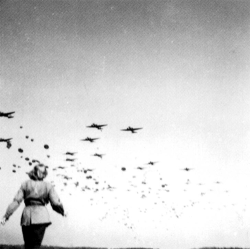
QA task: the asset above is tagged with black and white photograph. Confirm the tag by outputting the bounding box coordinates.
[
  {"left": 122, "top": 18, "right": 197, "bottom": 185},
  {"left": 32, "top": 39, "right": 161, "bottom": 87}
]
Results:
[{"left": 0, "top": 1, "right": 250, "bottom": 249}]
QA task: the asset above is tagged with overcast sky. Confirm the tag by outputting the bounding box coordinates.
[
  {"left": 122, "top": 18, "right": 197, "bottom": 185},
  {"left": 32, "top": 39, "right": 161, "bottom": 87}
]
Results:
[{"left": 0, "top": 1, "right": 250, "bottom": 249}]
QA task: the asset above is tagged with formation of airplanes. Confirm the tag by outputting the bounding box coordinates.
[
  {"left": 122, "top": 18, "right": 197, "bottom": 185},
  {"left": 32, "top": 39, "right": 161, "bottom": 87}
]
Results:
[
  {"left": 1, "top": 108, "right": 240, "bottom": 236},
  {"left": 86, "top": 124, "right": 143, "bottom": 134},
  {"left": 0, "top": 111, "right": 15, "bottom": 118},
  {"left": 0, "top": 112, "right": 198, "bottom": 182},
  {"left": 0, "top": 114, "right": 159, "bottom": 179}
]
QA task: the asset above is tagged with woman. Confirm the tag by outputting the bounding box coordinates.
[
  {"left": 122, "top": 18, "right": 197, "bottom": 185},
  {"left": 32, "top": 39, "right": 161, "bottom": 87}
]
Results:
[{"left": 1, "top": 163, "right": 67, "bottom": 249}]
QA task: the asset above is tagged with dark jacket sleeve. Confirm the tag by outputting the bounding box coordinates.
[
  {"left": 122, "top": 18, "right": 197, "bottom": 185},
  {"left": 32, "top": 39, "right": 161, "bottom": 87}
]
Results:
[{"left": 48, "top": 185, "right": 64, "bottom": 216}]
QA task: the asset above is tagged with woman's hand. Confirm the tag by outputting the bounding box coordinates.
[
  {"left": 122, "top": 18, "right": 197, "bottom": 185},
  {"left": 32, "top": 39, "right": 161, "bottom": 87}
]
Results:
[
  {"left": 0, "top": 217, "right": 7, "bottom": 226},
  {"left": 63, "top": 211, "right": 68, "bottom": 218}
]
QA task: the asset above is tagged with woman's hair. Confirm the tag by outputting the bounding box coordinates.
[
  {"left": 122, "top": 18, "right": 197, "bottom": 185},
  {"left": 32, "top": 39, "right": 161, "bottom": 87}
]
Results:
[{"left": 27, "top": 163, "right": 48, "bottom": 180}]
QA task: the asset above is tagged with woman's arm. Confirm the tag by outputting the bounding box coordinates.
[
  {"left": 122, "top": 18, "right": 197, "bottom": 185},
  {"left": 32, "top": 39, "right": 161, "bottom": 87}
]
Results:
[
  {"left": 48, "top": 185, "right": 65, "bottom": 216},
  {"left": 2, "top": 184, "right": 24, "bottom": 223}
]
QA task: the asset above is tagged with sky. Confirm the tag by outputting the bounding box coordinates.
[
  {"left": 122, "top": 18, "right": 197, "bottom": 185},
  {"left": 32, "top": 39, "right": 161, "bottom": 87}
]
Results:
[{"left": 0, "top": 0, "right": 250, "bottom": 248}]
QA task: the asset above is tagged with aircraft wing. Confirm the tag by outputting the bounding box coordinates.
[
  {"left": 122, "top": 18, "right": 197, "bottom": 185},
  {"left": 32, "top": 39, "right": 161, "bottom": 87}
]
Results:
[
  {"left": 7, "top": 112, "right": 15, "bottom": 115},
  {"left": 99, "top": 124, "right": 107, "bottom": 127},
  {"left": 0, "top": 138, "right": 12, "bottom": 142},
  {"left": 0, "top": 112, "right": 15, "bottom": 116}
]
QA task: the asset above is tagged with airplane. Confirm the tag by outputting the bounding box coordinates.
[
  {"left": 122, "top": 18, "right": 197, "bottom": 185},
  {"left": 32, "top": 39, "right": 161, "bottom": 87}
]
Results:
[
  {"left": 86, "top": 123, "right": 107, "bottom": 131},
  {"left": 63, "top": 176, "right": 72, "bottom": 180},
  {"left": 107, "top": 185, "right": 116, "bottom": 190},
  {"left": 92, "top": 153, "right": 105, "bottom": 159},
  {"left": 57, "top": 174, "right": 72, "bottom": 180},
  {"left": 181, "top": 168, "right": 194, "bottom": 171},
  {"left": 77, "top": 168, "right": 94, "bottom": 173},
  {"left": 57, "top": 166, "right": 66, "bottom": 169},
  {"left": 121, "top": 126, "right": 143, "bottom": 133},
  {"left": 64, "top": 152, "right": 77, "bottom": 156},
  {"left": 83, "top": 168, "right": 94, "bottom": 173},
  {"left": 137, "top": 167, "right": 145, "bottom": 170},
  {"left": 66, "top": 158, "right": 76, "bottom": 162},
  {"left": 81, "top": 137, "right": 99, "bottom": 143},
  {"left": 0, "top": 111, "right": 15, "bottom": 118},
  {"left": 147, "top": 161, "right": 158, "bottom": 165},
  {"left": 0, "top": 138, "right": 12, "bottom": 149}
]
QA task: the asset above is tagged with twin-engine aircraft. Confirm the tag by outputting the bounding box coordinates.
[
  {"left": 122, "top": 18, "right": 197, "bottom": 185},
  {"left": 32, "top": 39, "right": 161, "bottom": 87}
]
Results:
[
  {"left": 181, "top": 168, "right": 194, "bottom": 172},
  {"left": 121, "top": 126, "right": 143, "bottom": 133},
  {"left": 147, "top": 161, "right": 158, "bottom": 165},
  {"left": 64, "top": 152, "right": 77, "bottom": 156},
  {"left": 86, "top": 123, "right": 107, "bottom": 131},
  {"left": 81, "top": 137, "right": 99, "bottom": 143},
  {"left": 92, "top": 153, "right": 105, "bottom": 159}
]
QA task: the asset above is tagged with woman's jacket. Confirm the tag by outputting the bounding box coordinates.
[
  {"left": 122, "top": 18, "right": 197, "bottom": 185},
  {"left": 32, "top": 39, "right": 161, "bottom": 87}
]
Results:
[{"left": 4, "top": 177, "right": 64, "bottom": 226}]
